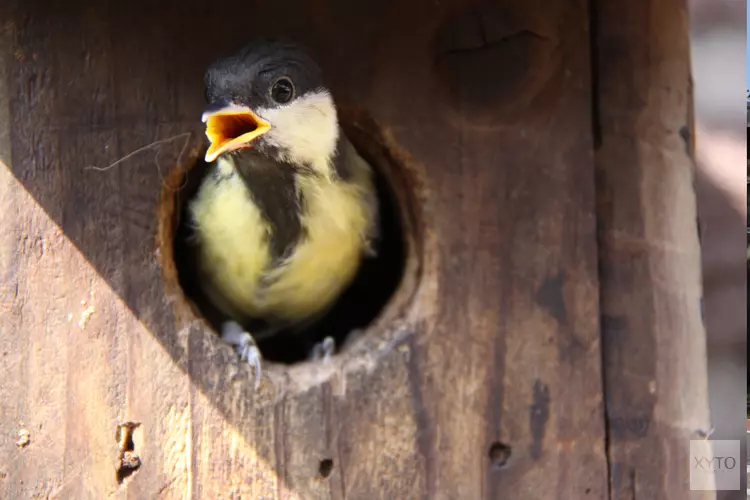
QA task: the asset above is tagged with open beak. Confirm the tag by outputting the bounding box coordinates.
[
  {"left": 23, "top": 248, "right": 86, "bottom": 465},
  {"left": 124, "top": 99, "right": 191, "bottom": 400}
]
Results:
[{"left": 202, "top": 106, "right": 272, "bottom": 162}]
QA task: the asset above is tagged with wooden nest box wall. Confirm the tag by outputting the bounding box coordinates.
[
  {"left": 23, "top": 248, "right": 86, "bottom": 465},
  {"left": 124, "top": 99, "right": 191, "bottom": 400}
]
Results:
[{"left": 0, "top": 0, "right": 710, "bottom": 498}]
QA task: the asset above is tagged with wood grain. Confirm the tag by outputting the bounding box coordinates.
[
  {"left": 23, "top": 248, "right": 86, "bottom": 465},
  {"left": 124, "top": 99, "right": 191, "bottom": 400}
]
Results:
[
  {"left": 0, "top": 0, "right": 707, "bottom": 498},
  {"left": 592, "top": 0, "right": 713, "bottom": 498}
]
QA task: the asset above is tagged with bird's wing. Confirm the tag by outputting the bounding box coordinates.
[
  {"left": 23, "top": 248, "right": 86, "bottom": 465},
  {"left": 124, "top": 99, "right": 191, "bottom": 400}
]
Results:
[
  {"left": 338, "top": 136, "right": 380, "bottom": 257},
  {"left": 362, "top": 176, "right": 380, "bottom": 257}
]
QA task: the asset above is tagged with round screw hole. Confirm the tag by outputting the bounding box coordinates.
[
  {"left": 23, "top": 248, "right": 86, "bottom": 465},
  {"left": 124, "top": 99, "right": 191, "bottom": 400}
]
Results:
[
  {"left": 488, "top": 441, "right": 512, "bottom": 469},
  {"left": 319, "top": 458, "right": 334, "bottom": 478}
]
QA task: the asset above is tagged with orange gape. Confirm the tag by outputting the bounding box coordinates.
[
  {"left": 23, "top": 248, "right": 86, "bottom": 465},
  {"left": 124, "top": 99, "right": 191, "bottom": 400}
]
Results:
[{"left": 203, "top": 106, "right": 271, "bottom": 162}]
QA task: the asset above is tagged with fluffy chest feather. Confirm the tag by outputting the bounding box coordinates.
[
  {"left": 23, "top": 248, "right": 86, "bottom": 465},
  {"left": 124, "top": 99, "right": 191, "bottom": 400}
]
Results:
[{"left": 189, "top": 156, "right": 373, "bottom": 324}]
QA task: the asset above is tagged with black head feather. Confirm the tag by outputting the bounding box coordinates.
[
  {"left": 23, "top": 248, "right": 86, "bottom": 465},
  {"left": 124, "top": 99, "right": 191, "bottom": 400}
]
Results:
[{"left": 204, "top": 40, "right": 325, "bottom": 112}]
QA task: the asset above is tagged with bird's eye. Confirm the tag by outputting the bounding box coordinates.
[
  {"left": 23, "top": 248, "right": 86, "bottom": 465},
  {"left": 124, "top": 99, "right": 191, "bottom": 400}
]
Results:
[{"left": 270, "top": 77, "right": 295, "bottom": 104}]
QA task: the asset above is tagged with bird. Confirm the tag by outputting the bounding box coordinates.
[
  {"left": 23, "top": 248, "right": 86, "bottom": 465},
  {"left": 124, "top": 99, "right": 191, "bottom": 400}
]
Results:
[{"left": 188, "top": 40, "right": 379, "bottom": 388}]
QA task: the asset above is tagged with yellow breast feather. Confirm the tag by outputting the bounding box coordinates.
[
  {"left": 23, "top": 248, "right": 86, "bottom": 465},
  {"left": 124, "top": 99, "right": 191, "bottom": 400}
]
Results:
[
  {"left": 260, "top": 174, "right": 373, "bottom": 321},
  {"left": 190, "top": 154, "right": 375, "bottom": 327},
  {"left": 189, "top": 158, "right": 272, "bottom": 319}
]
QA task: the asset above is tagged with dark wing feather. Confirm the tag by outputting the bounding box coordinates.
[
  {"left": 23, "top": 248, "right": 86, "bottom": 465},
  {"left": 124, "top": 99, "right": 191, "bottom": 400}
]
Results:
[
  {"left": 229, "top": 149, "right": 305, "bottom": 265},
  {"left": 334, "top": 135, "right": 380, "bottom": 257}
]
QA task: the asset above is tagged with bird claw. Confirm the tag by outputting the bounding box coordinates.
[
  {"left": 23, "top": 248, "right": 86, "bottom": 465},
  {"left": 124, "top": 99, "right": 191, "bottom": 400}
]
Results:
[
  {"left": 310, "top": 336, "right": 335, "bottom": 363},
  {"left": 221, "top": 321, "right": 262, "bottom": 390}
]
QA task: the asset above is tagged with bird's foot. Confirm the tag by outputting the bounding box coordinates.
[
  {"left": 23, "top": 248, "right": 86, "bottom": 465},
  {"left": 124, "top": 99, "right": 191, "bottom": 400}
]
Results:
[
  {"left": 310, "top": 336, "right": 335, "bottom": 363},
  {"left": 221, "top": 321, "right": 262, "bottom": 389}
]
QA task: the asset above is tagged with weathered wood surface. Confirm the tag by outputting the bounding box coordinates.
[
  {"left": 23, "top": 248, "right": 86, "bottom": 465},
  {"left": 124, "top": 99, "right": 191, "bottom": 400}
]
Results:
[
  {"left": 594, "top": 1, "right": 712, "bottom": 499},
  {"left": 0, "top": 0, "right": 708, "bottom": 499}
]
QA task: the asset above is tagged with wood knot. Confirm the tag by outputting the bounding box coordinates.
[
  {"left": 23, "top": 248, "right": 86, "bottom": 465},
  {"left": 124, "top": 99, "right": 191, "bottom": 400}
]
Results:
[{"left": 433, "top": 6, "right": 554, "bottom": 124}]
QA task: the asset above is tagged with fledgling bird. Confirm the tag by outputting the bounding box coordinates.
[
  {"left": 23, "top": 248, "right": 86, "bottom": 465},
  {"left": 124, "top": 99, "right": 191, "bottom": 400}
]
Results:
[{"left": 189, "top": 40, "right": 379, "bottom": 387}]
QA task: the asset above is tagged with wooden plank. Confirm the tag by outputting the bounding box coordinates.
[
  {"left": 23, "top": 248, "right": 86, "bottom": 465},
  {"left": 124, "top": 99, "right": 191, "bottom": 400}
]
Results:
[
  {"left": 592, "top": 0, "right": 713, "bottom": 498},
  {"left": 0, "top": 0, "right": 607, "bottom": 498}
]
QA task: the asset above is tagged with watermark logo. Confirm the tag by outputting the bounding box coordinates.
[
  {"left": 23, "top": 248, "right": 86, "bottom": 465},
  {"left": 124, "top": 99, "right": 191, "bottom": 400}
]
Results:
[{"left": 689, "top": 439, "right": 740, "bottom": 490}]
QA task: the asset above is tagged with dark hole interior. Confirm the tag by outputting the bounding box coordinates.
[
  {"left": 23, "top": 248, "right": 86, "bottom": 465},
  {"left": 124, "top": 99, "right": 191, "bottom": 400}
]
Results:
[
  {"left": 318, "top": 458, "right": 334, "bottom": 478},
  {"left": 488, "top": 441, "right": 512, "bottom": 469},
  {"left": 115, "top": 423, "right": 141, "bottom": 484},
  {"left": 121, "top": 433, "right": 134, "bottom": 452},
  {"left": 173, "top": 142, "right": 407, "bottom": 364},
  {"left": 115, "top": 454, "right": 141, "bottom": 484},
  {"left": 115, "top": 422, "right": 138, "bottom": 453}
]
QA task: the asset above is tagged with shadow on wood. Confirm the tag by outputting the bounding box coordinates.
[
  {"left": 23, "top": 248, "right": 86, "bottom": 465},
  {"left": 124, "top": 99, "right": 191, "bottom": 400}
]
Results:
[{"left": 0, "top": 0, "right": 709, "bottom": 498}]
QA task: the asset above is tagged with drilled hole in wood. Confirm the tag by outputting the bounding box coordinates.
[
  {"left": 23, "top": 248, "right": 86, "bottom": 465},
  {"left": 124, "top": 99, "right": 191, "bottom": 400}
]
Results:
[
  {"left": 158, "top": 109, "right": 425, "bottom": 367},
  {"left": 488, "top": 441, "right": 512, "bottom": 469},
  {"left": 115, "top": 422, "right": 141, "bottom": 484},
  {"left": 318, "top": 458, "right": 334, "bottom": 478}
]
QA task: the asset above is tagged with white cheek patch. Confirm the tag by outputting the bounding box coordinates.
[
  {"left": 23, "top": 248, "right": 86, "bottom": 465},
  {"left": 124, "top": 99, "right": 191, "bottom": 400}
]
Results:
[{"left": 257, "top": 90, "right": 339, "bottom": 173}]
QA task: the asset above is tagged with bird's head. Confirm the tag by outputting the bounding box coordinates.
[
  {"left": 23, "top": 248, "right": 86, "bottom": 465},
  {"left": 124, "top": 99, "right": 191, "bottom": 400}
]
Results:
[{"left": 202, "top": 40, "right": 339, "bottom": 177}]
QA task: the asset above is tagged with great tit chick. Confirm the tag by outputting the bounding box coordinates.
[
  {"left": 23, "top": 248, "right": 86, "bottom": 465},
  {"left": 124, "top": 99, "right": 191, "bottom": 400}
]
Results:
[{"left": 189, "top": 40, "right": 379, "bottom": 388}]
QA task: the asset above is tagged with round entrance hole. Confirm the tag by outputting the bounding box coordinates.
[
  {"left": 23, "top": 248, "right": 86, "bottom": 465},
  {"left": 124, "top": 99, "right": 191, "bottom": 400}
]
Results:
[{"left": 158, "top": 108, "right": 424, "bottom": 366}]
